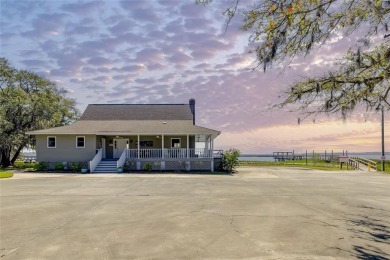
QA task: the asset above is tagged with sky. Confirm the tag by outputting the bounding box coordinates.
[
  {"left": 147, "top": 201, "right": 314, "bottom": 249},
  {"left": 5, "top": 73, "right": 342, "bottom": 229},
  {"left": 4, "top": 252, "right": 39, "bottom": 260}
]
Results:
[{"left": 1, "top": 0, "right": 388, "bottom": 154}]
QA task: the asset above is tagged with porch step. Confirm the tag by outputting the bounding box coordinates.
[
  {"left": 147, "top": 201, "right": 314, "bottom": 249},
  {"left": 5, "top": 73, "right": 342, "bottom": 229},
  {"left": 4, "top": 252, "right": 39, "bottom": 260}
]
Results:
[{"left": 93, "top": 161, "right": 117, "bottom": 173}]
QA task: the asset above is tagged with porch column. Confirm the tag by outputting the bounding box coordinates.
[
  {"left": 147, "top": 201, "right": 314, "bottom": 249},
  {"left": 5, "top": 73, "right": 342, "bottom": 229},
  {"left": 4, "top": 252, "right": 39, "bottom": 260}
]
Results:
[
  {"left": 205, "top": 135, "right": 210, "bottom": 157},
  {"left": 162, "top": 135, "right": 164, "bottom": 159},
  {"left": 161, "top": 134, "right": 165, "bottom": 170},
  {"left": 211, "top": 136, "right": 214, "bottom": 171},
  {"left": 186, "top": 134, "right": 189, "bottom": 159},
  {"left": 102, "top": 138, "right": 106, "bottom": 159},
  {"left": 137, "top": 135, "right": 140, "bottom": 159}
]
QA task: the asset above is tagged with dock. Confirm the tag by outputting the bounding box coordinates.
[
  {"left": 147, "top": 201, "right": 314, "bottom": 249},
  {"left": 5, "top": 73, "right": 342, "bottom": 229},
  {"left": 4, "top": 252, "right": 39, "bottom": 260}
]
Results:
[{"left": 273, "top": 152, "right": 303, "bottom": 161}]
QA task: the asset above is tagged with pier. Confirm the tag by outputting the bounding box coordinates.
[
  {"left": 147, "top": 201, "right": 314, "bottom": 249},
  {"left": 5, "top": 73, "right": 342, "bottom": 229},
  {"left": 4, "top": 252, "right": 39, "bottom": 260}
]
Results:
[{"left": 273, "top": 152, "right": 303, "bottom": 161}]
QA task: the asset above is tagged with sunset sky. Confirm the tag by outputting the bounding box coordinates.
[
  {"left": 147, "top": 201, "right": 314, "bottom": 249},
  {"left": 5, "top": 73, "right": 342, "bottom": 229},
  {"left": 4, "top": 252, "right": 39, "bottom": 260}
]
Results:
[{"left": 1, "top": 0, "right": 388, "bottom": 154}]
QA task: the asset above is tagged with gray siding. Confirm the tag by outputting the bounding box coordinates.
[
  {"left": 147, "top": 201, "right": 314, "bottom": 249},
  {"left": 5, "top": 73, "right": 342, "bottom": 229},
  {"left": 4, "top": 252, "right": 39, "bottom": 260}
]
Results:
[{"left": 36, "top": 135, "right": 96, "bottom": 162}]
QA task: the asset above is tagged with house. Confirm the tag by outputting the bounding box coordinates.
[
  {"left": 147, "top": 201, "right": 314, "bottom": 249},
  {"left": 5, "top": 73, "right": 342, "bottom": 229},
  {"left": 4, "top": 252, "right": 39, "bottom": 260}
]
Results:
[{"left": 27, "top": 99, "right": 221, "bottom": 172}]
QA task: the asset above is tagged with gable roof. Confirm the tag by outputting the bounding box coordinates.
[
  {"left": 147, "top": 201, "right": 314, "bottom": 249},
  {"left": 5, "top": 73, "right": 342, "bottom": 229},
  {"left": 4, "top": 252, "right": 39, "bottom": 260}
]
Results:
[
  {"left": 27, "top": 100, "right": 220, "bottom": 137},
  {"left": 80, "top": 104, "right": 193, "bottom": 121},
  {"left": 26, "top": 120, "right": 220, "bottom": 138}
]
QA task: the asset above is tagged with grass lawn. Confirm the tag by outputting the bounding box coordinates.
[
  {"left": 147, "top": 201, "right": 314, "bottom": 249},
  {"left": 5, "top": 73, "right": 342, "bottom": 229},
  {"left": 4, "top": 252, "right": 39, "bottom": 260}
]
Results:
[
  {"left": 0, "top": 172, "right": 14, "bottom": 178},
  {"left": 373, "top": 160, "right": 390, "bottom": 173},
  {"left": 239, "top": 159, "right": 349, "bottom": 171},
  {"left": 239, "top": 159, "right": 390, "bottom": 173},
  {"left": 0, "top": 161, "right": 37, "bottom": 173}
]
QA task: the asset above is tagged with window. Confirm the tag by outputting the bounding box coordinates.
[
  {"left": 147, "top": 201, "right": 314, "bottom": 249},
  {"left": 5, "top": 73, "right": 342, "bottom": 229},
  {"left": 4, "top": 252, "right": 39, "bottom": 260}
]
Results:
[
  {"left": 47, "top": 136, "right": 56, "bottom": 148},
  {"left": 171, "top": 138, "right": 181, "bottom": 148},
  {"left": 140, "top": 141, "right": 153, "bottom": 147},
  {"left": 76, "top": 136, "right": 85, "bottom": 148}
]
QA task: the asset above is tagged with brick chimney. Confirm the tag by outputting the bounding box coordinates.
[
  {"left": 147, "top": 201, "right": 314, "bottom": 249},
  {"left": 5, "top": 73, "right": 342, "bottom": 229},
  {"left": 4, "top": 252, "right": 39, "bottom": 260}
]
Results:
[{"left": 189, "top": 98, "right": 195, "bottom": 125}]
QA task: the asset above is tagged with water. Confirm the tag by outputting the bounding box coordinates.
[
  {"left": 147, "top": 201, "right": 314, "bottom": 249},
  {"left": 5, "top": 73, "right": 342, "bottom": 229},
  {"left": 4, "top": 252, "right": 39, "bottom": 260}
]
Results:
[{"left": 239, "top": 156, "right": 274, "bottom": 162}]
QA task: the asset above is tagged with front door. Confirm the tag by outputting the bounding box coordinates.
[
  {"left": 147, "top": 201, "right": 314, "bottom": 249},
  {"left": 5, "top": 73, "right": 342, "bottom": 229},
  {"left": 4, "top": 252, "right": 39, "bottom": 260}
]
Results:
[{"left": 113, "top": 139, "right": 128, "bottom": 158}]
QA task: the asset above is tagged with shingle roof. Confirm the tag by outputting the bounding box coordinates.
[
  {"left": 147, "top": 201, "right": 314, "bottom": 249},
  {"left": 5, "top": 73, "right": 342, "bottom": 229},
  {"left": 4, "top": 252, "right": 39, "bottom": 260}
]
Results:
[
  {"left": 80, "top": 104, "right": 193, "bottom": 121},
  {"left": 27, "top": 101, "right": 220, "bottom": 137},
  {"left": 27, "top": 120, "right": 220, "bottom": 138}
]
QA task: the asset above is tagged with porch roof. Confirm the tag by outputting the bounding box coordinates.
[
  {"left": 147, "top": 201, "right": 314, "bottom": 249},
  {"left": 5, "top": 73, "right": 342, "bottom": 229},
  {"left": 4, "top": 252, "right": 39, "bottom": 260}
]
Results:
[{"left": 27, "top": 120, "right": 220, "bottom": 138}]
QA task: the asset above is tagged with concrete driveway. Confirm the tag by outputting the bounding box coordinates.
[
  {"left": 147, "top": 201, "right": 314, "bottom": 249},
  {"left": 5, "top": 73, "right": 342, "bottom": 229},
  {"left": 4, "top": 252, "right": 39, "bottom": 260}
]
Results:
[{"left": 1, "top": 167, "right": 389, "bottom": 259}]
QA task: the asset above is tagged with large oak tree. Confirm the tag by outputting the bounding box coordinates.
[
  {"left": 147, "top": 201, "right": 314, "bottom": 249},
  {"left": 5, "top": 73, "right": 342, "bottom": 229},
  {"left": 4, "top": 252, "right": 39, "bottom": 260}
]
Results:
[
  {"left": 0, "top": 58, "right": 79, "bottom": 167},
  {"left": 198, "top": 0, "right": 390, "bottom": 118}
]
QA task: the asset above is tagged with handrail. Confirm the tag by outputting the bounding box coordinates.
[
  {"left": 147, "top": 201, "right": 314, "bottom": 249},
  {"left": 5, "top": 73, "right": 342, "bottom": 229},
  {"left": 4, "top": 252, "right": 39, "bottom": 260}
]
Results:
[
  {"left": 348, "top": 158, "right": 360, "bottom": 170},
  {"left": 117, "top": 148, "right": 127, "bottom": 168},
  {"left": 213, "top": 150, "right": 223, "bottom": 158},
  {"left": 89, "top": 148, "right": 102, "bottom": 173},
  {"left": 349, "top": 157, "right": 377, "bottom": 171}
]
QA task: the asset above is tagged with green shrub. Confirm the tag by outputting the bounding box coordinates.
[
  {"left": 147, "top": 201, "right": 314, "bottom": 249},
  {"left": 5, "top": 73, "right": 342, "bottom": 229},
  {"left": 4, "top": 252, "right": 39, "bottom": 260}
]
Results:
[
  {"left": 124, "top": 161, "right": 135, "bottom": 172},
  {"left": 14, "top": 161, "right": 37, "bottom": 169},
  {"left": 221, "top": 149, "right": 240, "bottom": 173},
  {"left": 143, "top": 162, "right": 153, "bottom": 171},
  {"left": 35, "top": 161, "right": 48, "bottom": 171},
  {"left": 70, "top": 162, "right": 82, "bottom": 172},
  {"left": 54, "top": 162, "right": 64, "bottom": 170}
]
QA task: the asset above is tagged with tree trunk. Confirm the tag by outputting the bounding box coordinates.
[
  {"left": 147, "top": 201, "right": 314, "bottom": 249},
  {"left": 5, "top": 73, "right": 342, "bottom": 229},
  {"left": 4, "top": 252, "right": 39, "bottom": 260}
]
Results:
[
  {"left": 1, "top": 149, "right": 11, "bottom": 168},
  {"left": 11, "top": 144, "right": 25, "bottom": 165}
]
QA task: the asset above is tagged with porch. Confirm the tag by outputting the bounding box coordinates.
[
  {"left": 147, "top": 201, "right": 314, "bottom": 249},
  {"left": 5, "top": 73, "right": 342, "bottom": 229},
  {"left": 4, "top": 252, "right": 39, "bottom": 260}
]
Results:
[
  {"left": 125, "top": 148, "right": 214, "bottom": 159},
  {"left": 90, "top": 134, "right": 218, "bottom": 172}
]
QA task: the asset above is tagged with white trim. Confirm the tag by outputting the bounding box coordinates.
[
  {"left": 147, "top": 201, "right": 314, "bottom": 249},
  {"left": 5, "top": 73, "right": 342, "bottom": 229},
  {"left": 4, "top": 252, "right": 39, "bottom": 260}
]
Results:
[
  {"left": 162, "top": 134, "right": 165, "bottom": 159},
  {"left": 47, "top": 136, "right": 56, "bottom": 148},
  {"left": 186, "top": 135, "right": 189, "bottom": 159},
  {"left": 102, "top": 138, "right": 106, "bottom": 159},
  {"left": 137, "top": 135, "right": 140, "bottom": 159},
  {"left": 76, "top": 136, "right": 85, "bottom": 148},
  {"left": 30, "top": 132, "right": 220, "bottom": 136},
  {"left": 171, "top": 138, "right": 181, "bottom": 148}
]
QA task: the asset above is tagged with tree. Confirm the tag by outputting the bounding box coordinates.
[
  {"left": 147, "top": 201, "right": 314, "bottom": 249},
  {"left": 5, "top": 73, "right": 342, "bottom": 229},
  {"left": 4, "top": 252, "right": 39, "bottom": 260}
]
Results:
[
  {"left": 0, "top": 58, "right": 79, "bottom": 167},
  {"left": 197, "top": 0, "right": 390, "bottom": 117}
]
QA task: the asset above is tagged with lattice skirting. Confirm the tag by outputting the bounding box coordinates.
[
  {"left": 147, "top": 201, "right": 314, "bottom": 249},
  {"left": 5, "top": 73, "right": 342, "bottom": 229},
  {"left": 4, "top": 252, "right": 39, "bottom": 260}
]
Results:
[
  {"left": 140, "top": 161, "right": 161, "bottom": 171},
  {"left": 190, "top": 160, "right": 211, "bottom": 170},
  {"left": 124, "top": 159, "right": 213, "bottom": 171},
  {"left": 165, "top": 160, "right": 187, "bottom": 171},
  {"left": 124, "top": 160, "right": 137, "bottom": 170}
]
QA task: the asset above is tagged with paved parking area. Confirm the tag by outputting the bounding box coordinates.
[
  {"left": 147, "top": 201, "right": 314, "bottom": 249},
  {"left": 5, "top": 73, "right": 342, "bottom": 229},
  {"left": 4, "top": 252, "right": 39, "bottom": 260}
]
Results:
[{"left": 1, "top": 167, "right": 389, "bottom": 259}]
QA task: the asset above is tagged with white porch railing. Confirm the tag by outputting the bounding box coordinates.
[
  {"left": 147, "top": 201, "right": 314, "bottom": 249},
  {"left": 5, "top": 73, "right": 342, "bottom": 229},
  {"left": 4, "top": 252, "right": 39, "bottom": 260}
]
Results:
[
  {"left": 89, "top": 148, "right": 102, "bottom": 173},
  {"left": 189, "top": 148, "right": 213, "bottom": 158},
  {"left": 165, "top": 148, "right": 187, "bottom": 158},
  {"left": 127, "top": 149, "right": 163, "bottom": 158},
  {"left": 117, "top": 148, "right": 128, "bottom": 168},
  {"left": 125, "top": 148, "right": 213, "bottom": 159}
]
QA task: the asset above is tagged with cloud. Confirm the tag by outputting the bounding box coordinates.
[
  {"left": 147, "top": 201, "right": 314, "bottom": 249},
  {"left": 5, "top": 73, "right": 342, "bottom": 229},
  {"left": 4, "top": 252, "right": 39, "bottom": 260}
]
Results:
[
  {"left": 135, "top": 48, "right": 164, "bottom": 63},
  {"left": 108, "top": 20, "right": 133, "bottom": 35},
  {"left": 2, "top": 0, "right": 383, "bottom": 154},
  {"left": 120, "top": 1, "right": 161, "bottom": 23},
  {"left": 21, "top": 59, "right": 48, "bottom": 67},
  {"left": 87, "top": 57, "right": 113, "bottom": 66},
  {"left": 21, "top": 13, "right": 69, "bottom": 38},
  {"left": 215, "top": 120, "right": 388, "bottom": 153},
  {"left": 168, "top": 51, "right": 192, "bottom": 64},
  {"left": 62, "top": 1, "right": 104, "bottom": 15},
  {"left": 65, "top": 23, "right": 97, "bottom": 36},
  {"left": 113, "top": 64, "right": 146, "bottom": 73}
]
